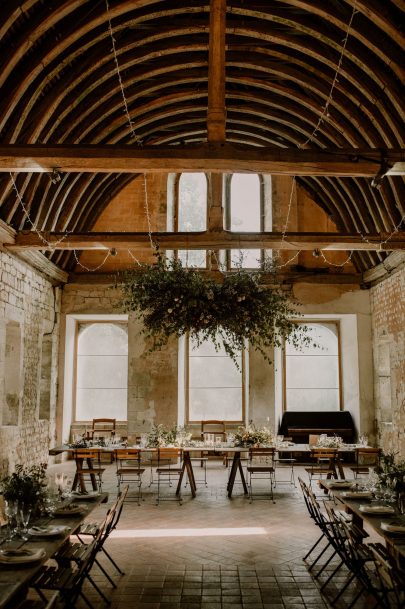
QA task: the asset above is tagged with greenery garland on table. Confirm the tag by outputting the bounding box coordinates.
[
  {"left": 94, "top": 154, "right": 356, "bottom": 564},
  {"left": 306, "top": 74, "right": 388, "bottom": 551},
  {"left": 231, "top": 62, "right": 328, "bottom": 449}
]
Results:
[{"left": 118, "top": 253, "right": 312, "bottom": 366}]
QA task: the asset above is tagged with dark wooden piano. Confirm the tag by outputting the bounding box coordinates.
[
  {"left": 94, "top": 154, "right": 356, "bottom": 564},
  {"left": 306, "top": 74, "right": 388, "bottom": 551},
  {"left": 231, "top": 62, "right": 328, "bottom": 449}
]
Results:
[{"left": 278, "top": 411, "right": 356, "bottom": 444}]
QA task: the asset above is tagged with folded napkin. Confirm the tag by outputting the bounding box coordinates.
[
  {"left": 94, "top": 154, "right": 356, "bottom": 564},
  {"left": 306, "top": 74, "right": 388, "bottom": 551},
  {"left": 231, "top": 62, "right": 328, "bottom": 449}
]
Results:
[
  {"left": 0, "top": 548, "right": 45, "bottom": 563},
  {"left": 329, "top": 481, "right": 353, "bottom": 488},
  {"left": 381, "top": 520, "right": 405, "bottom": 533},
  {"left": 341, "top": 491, "right": 373, "bottom": 499},
  {"left": 359, "top": 504, "right": 395, "bottom": 514}
]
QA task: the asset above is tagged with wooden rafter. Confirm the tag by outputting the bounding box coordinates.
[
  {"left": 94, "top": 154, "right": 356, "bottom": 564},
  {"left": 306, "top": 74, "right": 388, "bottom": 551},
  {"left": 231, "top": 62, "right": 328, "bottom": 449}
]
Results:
[
  {"left": 8, "top": 230, "right": 405, "bottom": 252},
  {"left": 0, "top": 145, "right": 404, "bottom": 176},
  {"left": 207, "top": 0, "right": 226, "bottom": 143}
]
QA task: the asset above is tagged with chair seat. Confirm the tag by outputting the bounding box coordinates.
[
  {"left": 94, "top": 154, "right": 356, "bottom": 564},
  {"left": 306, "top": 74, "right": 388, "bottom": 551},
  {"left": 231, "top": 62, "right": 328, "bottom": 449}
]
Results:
[
  {"left": 247, "top": 465, "right": 275, "bottom": 473},
  {"left": 156, "top": 467, "right": 183, "bottom": 474},
  {"left": 117, "top": 467, "right": 145, "bottom": 475},
  {"left": 305, "top": 467, "right": 334, "bottom": 474},
  {"left": 79, "top": 522, "right": 99, "bottom": 536},
  {"left": 77, "top": 467, "right": 105, "bottom": 475}
]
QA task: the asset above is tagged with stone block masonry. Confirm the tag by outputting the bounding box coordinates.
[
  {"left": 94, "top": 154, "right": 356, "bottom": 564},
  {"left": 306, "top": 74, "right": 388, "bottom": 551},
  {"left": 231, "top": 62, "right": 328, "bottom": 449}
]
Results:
[
  {"left": 0, "top": 250, "right": 60, "bottom": 475},
  {"left": 370, "top": 266, "right": 405, "bottom": 458}
]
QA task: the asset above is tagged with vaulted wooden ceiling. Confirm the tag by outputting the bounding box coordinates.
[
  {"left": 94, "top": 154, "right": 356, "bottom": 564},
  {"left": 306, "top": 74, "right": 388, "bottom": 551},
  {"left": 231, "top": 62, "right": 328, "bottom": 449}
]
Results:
[{"left": 0, "top": 0, "right": 404, "bottom": 274}]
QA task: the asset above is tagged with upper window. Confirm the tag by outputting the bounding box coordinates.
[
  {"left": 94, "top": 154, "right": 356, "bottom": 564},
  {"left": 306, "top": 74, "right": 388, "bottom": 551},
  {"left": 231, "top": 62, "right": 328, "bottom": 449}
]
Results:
[
  {"left": 75, "top": 322, "right": 128, "bottom": 421},
  {"left": 227, "top": 173, "right": 263, "bottom": 268},
  {"left": 177, "top": 173, "right": 207, "bottom": 268},
  {"left": 187, "top": 336, "right": 244, "bottom": 423},
  {"left": 284, "top": 322, "right": 340, "bottom": 411}
]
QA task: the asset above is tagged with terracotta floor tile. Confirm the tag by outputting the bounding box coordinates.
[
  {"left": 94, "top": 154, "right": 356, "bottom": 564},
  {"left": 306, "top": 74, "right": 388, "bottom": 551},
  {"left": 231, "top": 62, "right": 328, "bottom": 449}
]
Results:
[{"left": 44, "top": 461, "right": 378, "bottom": 609}]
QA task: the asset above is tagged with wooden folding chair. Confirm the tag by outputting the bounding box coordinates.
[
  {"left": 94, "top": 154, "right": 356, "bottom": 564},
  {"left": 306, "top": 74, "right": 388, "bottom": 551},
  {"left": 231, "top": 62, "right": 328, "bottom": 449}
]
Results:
[
  {"left": 305, "top": 448, "right": 338, "bottom": 486},
  {"left": 115, "top": 448, "right": 145, "bottom": 503},
  {"left": 156, "top": 448, "right": 184, "bottom": 505},
  {"left": 247, "top": 447, "right": 276, "bottom": 502},
  {"left": 73, "top": 448, "right": 105, "bottom": 493},
  {"left": 350, "top": 447, "right": 380, "bottom": 478}
]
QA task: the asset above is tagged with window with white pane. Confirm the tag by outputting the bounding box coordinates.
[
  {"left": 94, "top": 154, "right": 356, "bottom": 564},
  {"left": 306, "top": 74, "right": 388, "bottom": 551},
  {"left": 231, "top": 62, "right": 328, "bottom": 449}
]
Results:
[
  {"left": 228, "top": 173, "right": 262, "bottom": 268},
  {"left": 75, "top": 322, "right": 128, "bottom": 421},
  {"left": 177, "top": 172, "right": 207, "bottom": 268},
  {"left": 284, "top": 322, "right": 341, "bottom": 411},
  {"left": 187, "top": 336, "right": 244, "bottom": 423}
]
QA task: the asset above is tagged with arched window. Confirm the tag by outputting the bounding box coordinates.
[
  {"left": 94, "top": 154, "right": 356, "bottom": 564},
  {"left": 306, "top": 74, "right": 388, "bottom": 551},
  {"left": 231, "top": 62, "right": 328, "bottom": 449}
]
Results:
[
  {"left": 227, "top": 173, "right": 264, "bottom": 268},
  {"left": 177, "top": 172, "right": 207, "bottom": 268}
]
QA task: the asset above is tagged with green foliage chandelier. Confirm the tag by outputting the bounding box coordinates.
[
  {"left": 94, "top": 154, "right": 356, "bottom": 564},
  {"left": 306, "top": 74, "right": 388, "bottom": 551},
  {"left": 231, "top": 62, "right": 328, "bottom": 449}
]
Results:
[{"left": 118, "top": 253, "right": 311, "bottom": 365}]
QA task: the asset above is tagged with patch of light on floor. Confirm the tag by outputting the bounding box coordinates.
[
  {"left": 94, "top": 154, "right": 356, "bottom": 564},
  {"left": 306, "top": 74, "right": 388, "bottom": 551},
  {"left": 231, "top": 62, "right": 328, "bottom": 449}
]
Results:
[{"left": 110, "top": 527, "right": 267, "bottom": 538}]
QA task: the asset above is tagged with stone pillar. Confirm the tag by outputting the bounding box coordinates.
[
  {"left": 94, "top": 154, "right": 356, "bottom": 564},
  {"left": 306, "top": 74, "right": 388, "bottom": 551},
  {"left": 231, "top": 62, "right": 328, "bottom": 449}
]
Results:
[{"left": 127, "top": 313, "right": 178, "bottom": 438}]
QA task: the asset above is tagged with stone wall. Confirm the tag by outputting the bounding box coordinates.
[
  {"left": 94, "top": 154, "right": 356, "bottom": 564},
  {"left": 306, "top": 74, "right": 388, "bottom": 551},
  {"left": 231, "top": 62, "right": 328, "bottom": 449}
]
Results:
[
  {"left": 370, "top": 266, "right": 405, "bottom": 458},
  {"left": 60, "top": 280, "right": 374, "bottom": 447},
  {"left": 59, "top": 284, "right": 178, "bottom": 445},
  {"left": 0, "top": 251, "right": 61, "bottom": 475}
]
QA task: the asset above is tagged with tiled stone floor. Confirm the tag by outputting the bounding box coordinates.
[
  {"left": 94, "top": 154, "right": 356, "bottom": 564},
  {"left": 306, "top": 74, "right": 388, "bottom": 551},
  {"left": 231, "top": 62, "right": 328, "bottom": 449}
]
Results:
[{"left": 41, "top": 459, "right": 378, "bottom": 609}]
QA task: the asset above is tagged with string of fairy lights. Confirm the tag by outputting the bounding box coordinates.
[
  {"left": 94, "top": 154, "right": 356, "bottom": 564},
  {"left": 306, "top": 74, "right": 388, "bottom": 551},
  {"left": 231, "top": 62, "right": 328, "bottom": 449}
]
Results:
[
  {"left": 299, "top": 0, "right": 358, "bottom": 148},
  {"left": 8, "top": 0, "right": 404, "bottom": 275}
]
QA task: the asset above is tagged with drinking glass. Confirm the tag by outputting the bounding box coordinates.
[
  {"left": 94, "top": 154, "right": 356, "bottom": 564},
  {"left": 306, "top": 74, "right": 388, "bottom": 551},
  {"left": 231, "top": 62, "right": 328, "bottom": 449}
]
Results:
[
  {"left": 61, "top": 476, "right": 73, "bottom": 499},
  {"left": 19, "top": 503, "right": 32, "bottom": 540},
  {"left": 4, "top": 500, "right": 18, "bottom": 540}
]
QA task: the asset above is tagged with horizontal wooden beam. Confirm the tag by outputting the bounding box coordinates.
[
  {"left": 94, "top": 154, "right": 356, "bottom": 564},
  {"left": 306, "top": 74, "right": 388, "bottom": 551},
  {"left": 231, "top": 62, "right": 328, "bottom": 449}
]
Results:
[
  {"left": 68, "top": 270, "right": 363, "bottom": 286},
  {"left": 8, "top": 230, "right": 405, "bottom": 251},
  {"left": 0, "top": 144, "right": 404, "bottom": 176}
]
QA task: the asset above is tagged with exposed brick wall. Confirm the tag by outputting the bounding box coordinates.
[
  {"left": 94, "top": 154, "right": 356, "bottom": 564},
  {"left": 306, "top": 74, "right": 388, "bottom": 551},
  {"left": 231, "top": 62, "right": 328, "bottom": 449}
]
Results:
[
  {"left": 0, "top": 251, "right": 61, "bottom": 475},
  {"left": 370, "top": 267, "right": 405, "bottom": 459}
]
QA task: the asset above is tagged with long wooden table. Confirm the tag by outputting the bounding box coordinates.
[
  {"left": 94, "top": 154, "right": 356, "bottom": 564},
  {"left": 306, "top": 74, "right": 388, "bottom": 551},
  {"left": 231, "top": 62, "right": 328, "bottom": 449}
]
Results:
[
  {"left": 50, "top": 442, "right": 359, "bottom": 498},
  {"left": 0, "top": 492, "right": 108, "bottom": 609},
  {"left": 318, "top": 479, "right": 405, "bottom": 563},
  {"left": 50, "top": 444, "right": 250, "bottom": 498}
]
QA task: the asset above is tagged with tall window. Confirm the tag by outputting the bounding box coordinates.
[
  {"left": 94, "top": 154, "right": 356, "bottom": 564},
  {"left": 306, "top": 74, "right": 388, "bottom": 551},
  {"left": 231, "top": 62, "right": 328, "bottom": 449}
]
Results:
[
  {"left": 227, "top": 173, "right": 263, "bottom": 268},
  {"left": 284, "top": 322, "right": 340, "bottom": 411},
  {"left": 177, "top": 172, "right": 207, "bottom": 268},
  {"left": 187, "top": 336, "right": 244, "bottom": 423},
  {"left": 75, "top": 322, "right": 128, "bottom": 421}
]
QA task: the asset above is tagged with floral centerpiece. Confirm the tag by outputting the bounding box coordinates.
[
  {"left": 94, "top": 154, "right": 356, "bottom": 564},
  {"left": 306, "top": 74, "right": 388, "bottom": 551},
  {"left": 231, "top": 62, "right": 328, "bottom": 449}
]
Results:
[
  {"left": 375, "top": 451, "right": 405, "bottom": 493},
  {"left": 118, "top": 252, "right": 312, "bottom": 367},
  {"left": 0, "top": 463, "right": 48, "bottom": 510},
  {"left": 234, "top": 424, "right": 274, "bottom": 447},
  {"left": 316, "top": 434, "right": 344, "bottom": 449},
  {"left": 146, "top": 424, "right": 191, "bottom": 447}
]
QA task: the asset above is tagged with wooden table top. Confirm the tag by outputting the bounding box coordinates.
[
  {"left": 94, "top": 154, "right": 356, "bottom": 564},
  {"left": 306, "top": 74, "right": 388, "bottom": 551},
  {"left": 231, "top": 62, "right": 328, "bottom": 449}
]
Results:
[
  {"left": 50, "top": 442, "right": 360, "bottom": 456},
  {"left": 0, "top": 492, "right": 108, "bottom": 609}
]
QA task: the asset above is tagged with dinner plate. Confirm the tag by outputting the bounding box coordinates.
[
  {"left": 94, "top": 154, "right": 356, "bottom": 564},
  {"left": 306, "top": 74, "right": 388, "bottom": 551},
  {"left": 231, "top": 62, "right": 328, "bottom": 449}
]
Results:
[
  {"left": 328, "top": 481, "right": 353, "bottom": 488},
  {"left": 71, "top": 491, "right": 100, "bottom": 500},
  {"left": 359, "top": 504, "right": 396, "bottom": 515},
  {"left": 341, "top": 491, "right": 373, "bottom": 499},
  {"left": 28, "top": 525, "right": 70, "bottom": 537},
  {"left": 380, "top": 520, "right": 405, "bottom": 533},
  {"left": 0, "top": 548, "right": 46, "bottom": 564},
  {"left": 53, "top": 504, "right": 83, "bottom": 516}
]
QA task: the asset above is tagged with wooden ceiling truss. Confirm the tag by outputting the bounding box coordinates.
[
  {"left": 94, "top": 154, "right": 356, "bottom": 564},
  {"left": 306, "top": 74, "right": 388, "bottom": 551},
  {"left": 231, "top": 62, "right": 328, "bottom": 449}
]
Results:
[{"left": 0, "top": 0, "right": 403, "bottom": 276}]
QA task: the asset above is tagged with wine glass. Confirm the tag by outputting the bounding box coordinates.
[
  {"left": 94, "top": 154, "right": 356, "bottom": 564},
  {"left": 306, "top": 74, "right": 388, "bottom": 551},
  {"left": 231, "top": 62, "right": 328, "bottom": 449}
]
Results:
[
  {"left": 19, "top": 503, "right": 32, "bottom": 540},
  {"left": 60, "top": 476, "right": 73, "bottom": 499},
  {"left": 4, "top": 500, "right": 18, "bottom": 540}
]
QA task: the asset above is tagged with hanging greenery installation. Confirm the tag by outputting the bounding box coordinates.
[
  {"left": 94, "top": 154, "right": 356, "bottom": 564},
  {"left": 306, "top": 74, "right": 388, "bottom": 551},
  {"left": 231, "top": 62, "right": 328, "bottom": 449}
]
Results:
[{"left": 118, "top": 253, "right": 311, "bottom": 366}]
